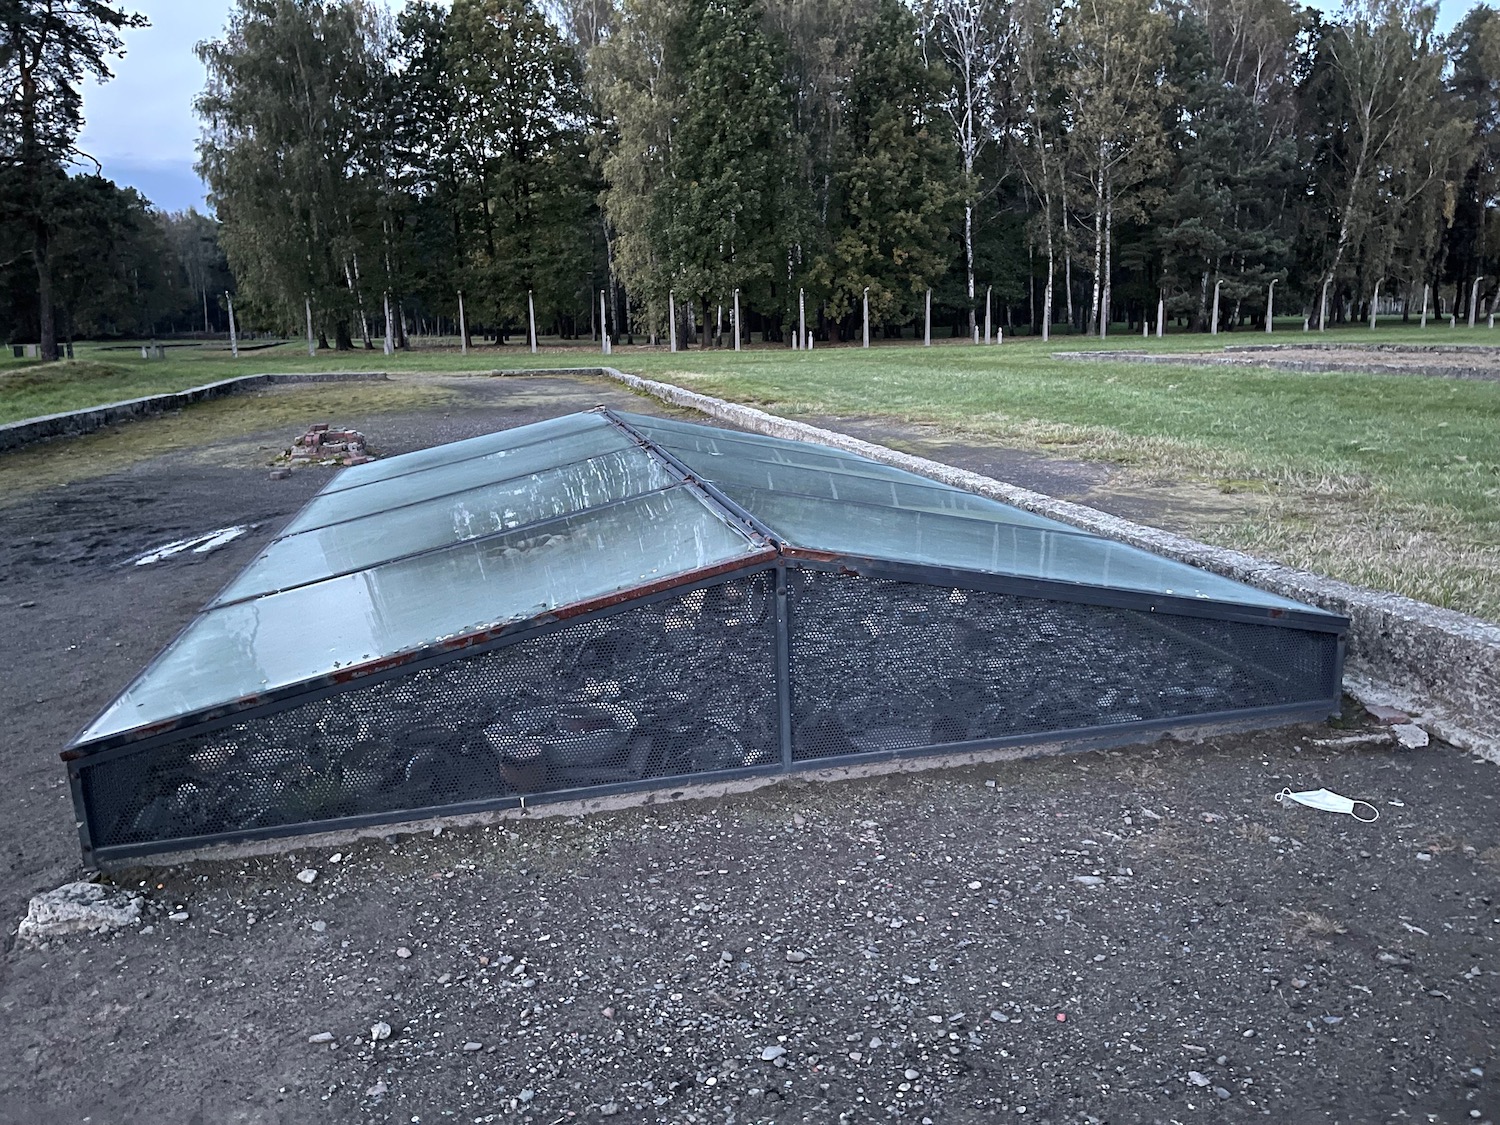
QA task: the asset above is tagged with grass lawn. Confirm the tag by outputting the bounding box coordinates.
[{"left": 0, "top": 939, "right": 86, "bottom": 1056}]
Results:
[{"left": 3, "top": 327, "right": 1498, "bottom": 622}]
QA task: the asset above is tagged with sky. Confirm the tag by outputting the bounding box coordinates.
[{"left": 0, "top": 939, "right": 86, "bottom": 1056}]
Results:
[{"left": 79, "top": 0, "right": 1465, "bottom": 216}]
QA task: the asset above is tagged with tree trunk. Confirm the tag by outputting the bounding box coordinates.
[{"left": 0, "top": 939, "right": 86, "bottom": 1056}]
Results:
[
  {"left": 35, "top": 220, "right": 57, "bottom": 361},
  {"left": 1100, "top": 192, "right": 1113, "bottom": 339},
  {"left": 1088, "top": 161, "right": 1104, "bottom": 336}
]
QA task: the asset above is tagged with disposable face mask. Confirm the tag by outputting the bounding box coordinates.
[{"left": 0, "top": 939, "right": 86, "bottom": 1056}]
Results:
[{"left": 1276, "top": 787, "right": 1379, "bottom": 822}]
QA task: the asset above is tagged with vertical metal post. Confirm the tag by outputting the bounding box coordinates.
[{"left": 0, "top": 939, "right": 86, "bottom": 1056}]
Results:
[
  {"left": 774, "top": 565, "right": 793, "bottom": 773},
  {"left": 527, "top": 289, "right": 538, "bottom": 354},
  {"left": 1157, "top": 293, "right": 1164, "bottom": 338},
  {"left": 863, "top": 287, "right": 870, "bottom": 349},
  {"left": 458, "top": 290, "right": 468, "bottom": 354},
  {"left": 226, "top": 292, "right": 238, "bottom": 359},
  {"left": 669, "top": 290, "right": 677, "bottom": 353},
  {"left": 924, "top": 289, "right": 931, "bottom": 346},
  {"left": 1266, "top": 279, "right": 1276, "bottom": 334},
  {"left": 985, "top": 285, "right": 992, "bottom": 344},
  {"left": 600, "top": 289, "right": 611, "bottom": 355},
  {"left": 305, "top": 296, "right": 315, "bottom": 357},
  {"left": 733, "top": 288, "right": 741, "bottom": 351}
]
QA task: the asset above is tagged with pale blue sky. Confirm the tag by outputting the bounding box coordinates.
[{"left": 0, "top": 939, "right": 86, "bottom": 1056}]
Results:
[{"left": 78, "top": 0, "right": 1465, "bottom": 214}]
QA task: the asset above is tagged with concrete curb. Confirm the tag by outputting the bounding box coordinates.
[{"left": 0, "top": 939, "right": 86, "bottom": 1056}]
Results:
[
  {"left": 0, "top": 371, "right": 390, "bottom": 454},
  {"left": 571, "top": 365, "right": 1500, "bottom": 762},
  {"left": 1054, "top": 349, "right": 1500, "bottom": 383}
]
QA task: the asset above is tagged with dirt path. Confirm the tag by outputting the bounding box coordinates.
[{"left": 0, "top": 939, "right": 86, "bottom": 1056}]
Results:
[{"left": 1, "top": 374, "right": 1496, "bottom": 1124}]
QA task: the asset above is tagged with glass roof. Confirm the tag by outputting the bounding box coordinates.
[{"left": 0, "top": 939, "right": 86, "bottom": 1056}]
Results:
[{"left": 78, "top": 407, "right": 1336, "bottom": 748}]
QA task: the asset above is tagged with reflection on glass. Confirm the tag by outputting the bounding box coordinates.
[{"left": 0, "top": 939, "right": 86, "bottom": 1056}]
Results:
[
  {"left": 217, "top": 449, "right": 675, "bottom": 604},
  {"left": 282, "top": 427, "right": 637, "bottom": 536},
  {"left": 737, "top": 488, "right": 1314, "bottom": 610},
  {"left": 82, "top": 488, "right": 762, "bottom": 741},
  {"left": 325, "top": 411, "right": 612, "bottom": 493}
]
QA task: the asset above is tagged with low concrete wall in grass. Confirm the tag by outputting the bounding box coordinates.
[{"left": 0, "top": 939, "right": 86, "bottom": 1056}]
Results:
[
  {"left": 580, "top": 366, "right": 1500, "bottom": 762},
  {"left": 0, "top": 371, "right": 390, "bottom": 453}
]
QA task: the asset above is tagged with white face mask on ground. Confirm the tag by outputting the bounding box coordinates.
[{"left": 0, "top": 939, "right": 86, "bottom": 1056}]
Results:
[{"left": 1276, "top": 787, "right": 1380, "bottom": 822}]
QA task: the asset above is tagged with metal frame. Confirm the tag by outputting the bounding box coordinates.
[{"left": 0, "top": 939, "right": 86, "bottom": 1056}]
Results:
[{"left": 67, "top": 410, "right": 1351, "bottom": 867}]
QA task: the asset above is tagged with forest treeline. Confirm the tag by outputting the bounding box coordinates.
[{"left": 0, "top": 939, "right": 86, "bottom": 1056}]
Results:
[{"left": 5, "top": 0, "right": 1500, "bottom": 355}]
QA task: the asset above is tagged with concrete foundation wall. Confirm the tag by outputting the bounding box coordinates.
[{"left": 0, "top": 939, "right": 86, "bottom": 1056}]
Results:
[{"left": 0, "top": 371, "right": 389, "bottom": 454}]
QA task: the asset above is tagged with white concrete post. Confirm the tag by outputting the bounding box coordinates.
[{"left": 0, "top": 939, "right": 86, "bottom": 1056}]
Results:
[
  {"left": 799, "top": 288, "right": 807, "bottom": 351},
  {"left": 305, "top": 296, "right": 315, "bottom": 357},
  {"left": 1369, "top": 280, "right": 1380, "bottom": 330},
  {"left": 984, "top": 285, "right": 992, "bottom": 345},
  {"left": 669, "top": 290, "right": 677, "bottom": 353},
  {"left": 527, "top": 289, "right": 537, "bottom": 354},
  {"left": 1211, "top": 280, "right": 1222, "bottom": 336},
  {"left": 226, "top": 292, "right": 238, "bottom": 359},
  {"left": 733, "top": 288, "right": 741, "bottom": 351},
  {"left": 600, "top": 290, "right": 611, "bottom": 355},
  {"left": 924, "top": 289, "right": 931, "bottom": 347},
  {"left": 1420, "top": 283, "right": 1429, "bottom": 329},
  {"left": 1157, "top": 294, "right": 1165, "bottom": 338},
  {"left": 1266, "top": 279, "right": 1276, "bottom": 334},
  {"left": 383, "top": 292, "right": 394, "bottom": 355},
  {"left": 862, "top": 287, "right": 870, "bottom": 349},
  {"left": 458, "top": 291, "right": 468, "bottom": 354},
  {"left": 1471, "top": 276, "right": 1484, "bottom": 328}
]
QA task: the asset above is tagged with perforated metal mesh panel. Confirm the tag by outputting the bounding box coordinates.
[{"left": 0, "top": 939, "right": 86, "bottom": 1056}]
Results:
[
  {"left": 80, "top": 575, "right": 779, "bottom": 850},
  {"left": 787, "top": 570, "right": 1339, "bottom": 761}
]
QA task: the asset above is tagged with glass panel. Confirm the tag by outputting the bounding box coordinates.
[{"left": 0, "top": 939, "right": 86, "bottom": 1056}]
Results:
[
  {"left": 324, "top": 411, "right": 613, "bottom": 493},
  {"left": 636, "top": 420, "right": 929, "bottom": 485},
  {"left": 281, "top": 427, "right": 637, "bottom": 536},
  {"left": 215, "top": 449, "right": 676, "bottom": 605},
  {"left": 736, "top": 488, "right": 1318, "bottom": 611},
  {"left": 676, "top": 449, "right": 1081, "bottom": 534},
  {"left": 81, "top": 487, "right": 763, "bottom": 742}
]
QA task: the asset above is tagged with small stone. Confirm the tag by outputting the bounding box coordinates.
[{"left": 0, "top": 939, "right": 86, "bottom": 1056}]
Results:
[
  {"left": 1242, "top": 1029, "right": 1256, "bottom": 1039},
  {"left": 308, "top": 1032, "right": 334, "bottom": 1044},
  {"left": 1188, "top": 1071, "right": 1211, "bottom": 1087},
  {"left": 1216, "top": 1055, "right": 1228, "bottom": 1066},
  {"left": 1215, "top": 1087, "right": 1231, "bottom": 1101},
  {"left": 518, "top": 1089, "right": 534, "bottom": 1103},
  {"left": 329, "top": 853, "right": 343, "bottom": 863},
  {"left": 370, "top": 1021, "right": 392, "bottom": 1042},
  {"left": 366, "top": 1079, "right": 387, "bottom": 1098},
  {"left": 786, "top": 950, "right": 809, "bottom": 964},
  {"left": 761, "top": 1045, "right": 787, "bottom": 1061},
  {"left": 990, "top": 1011, "right": 1008, "bottom": 1023},
  {"left": 602, "top": 1007, "right": 615, "bottom": 1019},
  {"left": 849, "top": 1051, "right": 863, "bottom": 1062},
  {"left": 269, "top": 468, "right": 291, "bottom": 480},
  {"left": 1365, "top": 703, "right": 1411, "bottom": 725},
  {"left": 1073, "top": 875, "right": 1104, "bottom": 886},
  {"left": 1416, "top": 852, "right": 1433, "bottom": 862},
  {"left": 1321, "top": 1015, "right": 1344, "bottom": 1025},
  {"left": 397, "top": 947, "right": 412, "bottom": 959},
  {"left": 17, "top": 882, "right": 142, "bottom": 942},
  {"left": 967, "top": 881, "right": 982, "bottom": 890},
  {"left": 168, "top": 911, "right": 189, "bottom": 923},
  {"left": 1393, "top": 724, "right": 1430, "bottom": 749},
  {"left": 599, "top": 1103, "right": 619, "bottom": 1117},
  {"left": 720, "top": 950, "right": 734, "bottom": 963},
  {"left": 311, "top": 920, "right": 327, "bottom": 933},
  {"left": 437, "top": 973, "right": 451, "bottom": 985},
  {"left": 296, "top": 869, "right": 318, "bottom": 884},
  {"left": 1291, "top": 978, "right": 1308, "bottom": 990},
  {"left": 463, "top": 1042, "right": 483, "bottom": 1051},
  {"left": 904, "top": 1069, "right": 920, "bottom": 1080}
]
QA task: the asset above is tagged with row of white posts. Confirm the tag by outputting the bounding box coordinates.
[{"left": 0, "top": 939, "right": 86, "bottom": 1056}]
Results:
[{"left": 263, "top": 276, "right": 1496, "bottom": 360}]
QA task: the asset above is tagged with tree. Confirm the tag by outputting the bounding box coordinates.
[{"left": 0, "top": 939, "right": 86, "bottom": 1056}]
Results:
[
  {"left": 923, "top": 0, "right": 1005, "bottom": 337},
  {"left": 0, "top": 0, "right": 147, "bottom": 359},
  {"left": 197, "top": 0, "right": 391, "bottom": 348},
  {"left": 811, "top": 0, "right": 957, "bottom": 335},
  {"left": 1059, "top": 0, "right": 1173, "bottom": 337},
  {"left": 1303, "top": 0, "right": 1457, "bottom": 329},
  {"left": 656, "top": 0, "right": 798, "bottom": 346},
  {"left": 446, "top": 0, "right": 595, "bottom": 343}
]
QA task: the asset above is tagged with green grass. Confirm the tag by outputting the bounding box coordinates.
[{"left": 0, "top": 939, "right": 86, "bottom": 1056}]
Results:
[{"left": 3, "top": 327, "right": 1499, "bottom": 621}]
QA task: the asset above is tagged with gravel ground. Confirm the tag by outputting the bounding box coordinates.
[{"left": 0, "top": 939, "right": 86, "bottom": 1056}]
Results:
[{"left": 1, "top": 373, "right": 1497, "bottom": 1125}]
